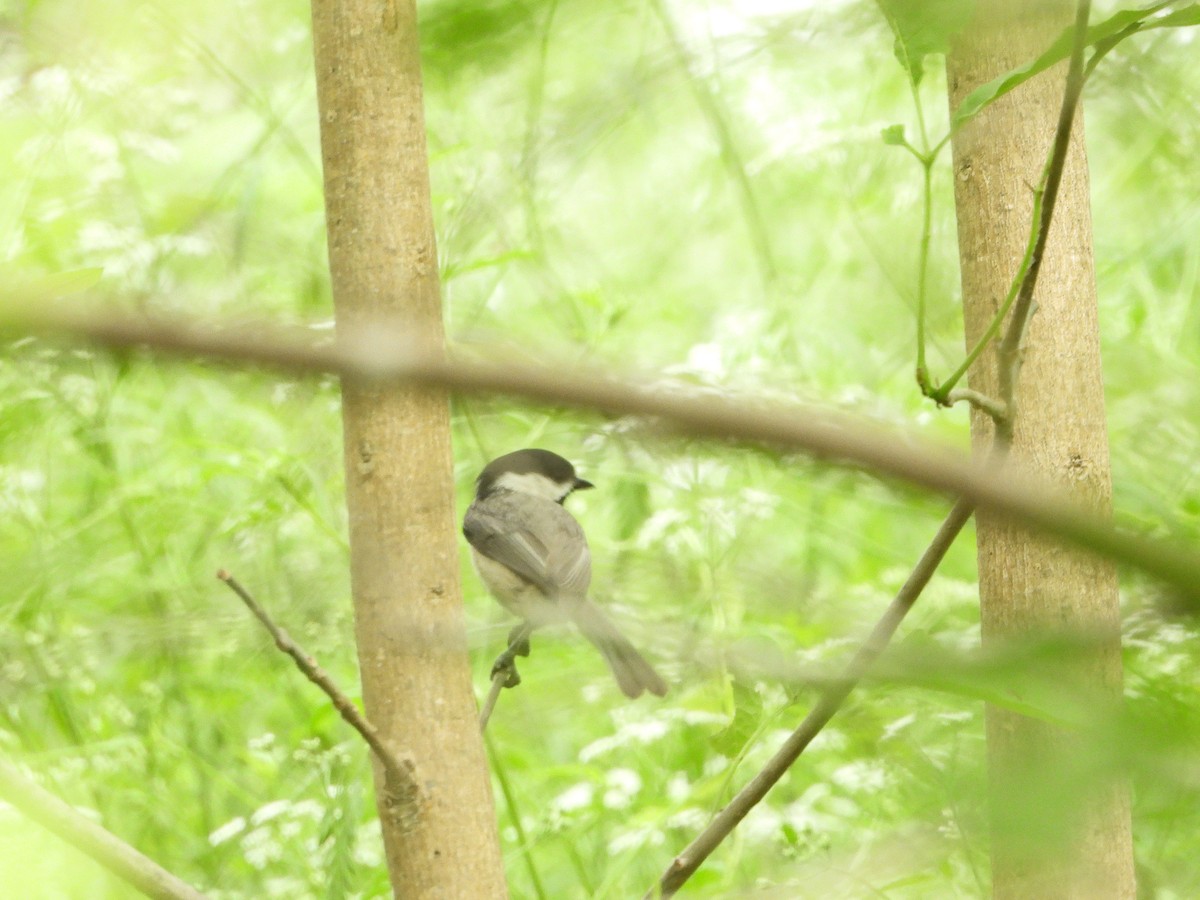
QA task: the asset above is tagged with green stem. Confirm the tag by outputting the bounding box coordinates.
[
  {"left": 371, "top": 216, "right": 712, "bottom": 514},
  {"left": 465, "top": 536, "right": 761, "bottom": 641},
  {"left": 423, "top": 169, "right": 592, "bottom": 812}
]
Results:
[
  {"left": 932, "top": 180, "right": 1045, "bottom": 402},
  {"left": 907, "top": 78, "right": 938, "bottom": 394},
  {"left": 485, "top": 731, "right": 549, "bottom": 900},
  {"left": 935, "top": 0, "right": 1092, "bottom": 408},
  {"left": 915, "top": 157, "right": 934, "bottom": 392}
]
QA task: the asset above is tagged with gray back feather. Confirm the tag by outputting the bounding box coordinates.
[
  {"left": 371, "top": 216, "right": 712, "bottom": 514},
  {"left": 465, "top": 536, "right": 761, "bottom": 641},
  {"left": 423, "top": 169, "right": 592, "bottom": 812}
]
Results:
[{"left": 463, "top": 492, "right": 592, "bottom": 600}]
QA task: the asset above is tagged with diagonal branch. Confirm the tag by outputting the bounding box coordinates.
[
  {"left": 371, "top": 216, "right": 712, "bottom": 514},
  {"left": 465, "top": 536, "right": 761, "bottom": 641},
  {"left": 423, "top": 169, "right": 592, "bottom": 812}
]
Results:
[
  {"left": 216, "top": 571, "right": 420, "bottom": 825},
  {"left": 652, "top": 497, "right": 975, "bottom": 897},
  {"left": 0, "top": 758, "right": 209, "bottom": 900}
]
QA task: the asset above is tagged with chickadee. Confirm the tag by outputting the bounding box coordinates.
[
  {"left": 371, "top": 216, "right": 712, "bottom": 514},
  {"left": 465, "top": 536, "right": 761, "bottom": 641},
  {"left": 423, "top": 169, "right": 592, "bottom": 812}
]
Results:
[{"left": 463, "top": 448, "right": 668, "bottom": 699}]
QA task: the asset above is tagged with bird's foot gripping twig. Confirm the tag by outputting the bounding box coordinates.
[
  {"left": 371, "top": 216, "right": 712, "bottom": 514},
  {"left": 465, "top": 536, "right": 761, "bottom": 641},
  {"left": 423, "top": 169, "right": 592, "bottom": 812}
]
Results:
[
  {"left": 489, "top": 624, "right": 532, "bottom": 688},
  {"left": 490, "top": 651, "right": 522, "bottom": 688},
  {"left": 480, "top": 624, "right": 534, "bottom": 730}
]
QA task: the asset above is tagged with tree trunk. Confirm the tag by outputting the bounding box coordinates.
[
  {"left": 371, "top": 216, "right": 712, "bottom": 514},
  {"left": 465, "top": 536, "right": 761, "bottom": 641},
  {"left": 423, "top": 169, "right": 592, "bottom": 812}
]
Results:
[
  {"left": 945, "top": 3, "right": 1135, "bottom": 898},
  {"left": 310, "top": 1, "right": 509, "bottom": 896}
]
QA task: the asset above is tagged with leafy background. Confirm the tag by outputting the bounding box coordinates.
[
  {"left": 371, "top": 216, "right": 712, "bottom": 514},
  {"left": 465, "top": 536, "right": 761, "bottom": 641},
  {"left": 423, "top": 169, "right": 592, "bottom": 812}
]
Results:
[{"left": 1, "top": 0, "right": 1198, "bottom": 896}]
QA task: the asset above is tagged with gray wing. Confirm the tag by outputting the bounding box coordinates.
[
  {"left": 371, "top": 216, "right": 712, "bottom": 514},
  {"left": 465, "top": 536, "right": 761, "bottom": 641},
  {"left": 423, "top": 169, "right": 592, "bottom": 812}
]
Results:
[{"left": 463, "top": 494, "right": 591, "bottom": 599}]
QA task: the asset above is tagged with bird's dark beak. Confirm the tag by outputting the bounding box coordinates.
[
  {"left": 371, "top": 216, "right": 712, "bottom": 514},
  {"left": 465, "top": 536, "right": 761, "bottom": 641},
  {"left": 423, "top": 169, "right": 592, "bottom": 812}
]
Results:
[{"left": 574, "top": 477, "right": 594, "bottom": 491}]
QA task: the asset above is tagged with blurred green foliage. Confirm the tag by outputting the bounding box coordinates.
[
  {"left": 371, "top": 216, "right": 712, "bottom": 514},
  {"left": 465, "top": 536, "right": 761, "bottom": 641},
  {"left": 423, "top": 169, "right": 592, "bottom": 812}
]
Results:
[{"left": 1, "top": 0, "right": 1198, "bottom": 896}]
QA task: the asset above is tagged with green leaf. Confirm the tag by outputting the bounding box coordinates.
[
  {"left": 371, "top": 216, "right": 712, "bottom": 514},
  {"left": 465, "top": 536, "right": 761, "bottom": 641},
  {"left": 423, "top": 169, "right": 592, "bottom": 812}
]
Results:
[
  {"left": 951, "top": 1, "right": 1177, "bottom": 128},
  {"left": 876, "top": 0, "right": 975, "bottom": 85},
  {"left": 1146, "top": 3, "right": 1200, "bottom": 27},
  {"left": 881, "top": 123, "right": 908, "bottom": 146},
  {"left": 710, "top": 680, "right": 763, "bottom": 757}
]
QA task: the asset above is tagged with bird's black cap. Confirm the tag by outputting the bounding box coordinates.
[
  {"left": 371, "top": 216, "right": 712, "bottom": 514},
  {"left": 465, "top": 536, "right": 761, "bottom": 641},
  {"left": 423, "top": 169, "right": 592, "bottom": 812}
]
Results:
[{"left": 475, "top": 448, "right": 593, "bottom": 498}]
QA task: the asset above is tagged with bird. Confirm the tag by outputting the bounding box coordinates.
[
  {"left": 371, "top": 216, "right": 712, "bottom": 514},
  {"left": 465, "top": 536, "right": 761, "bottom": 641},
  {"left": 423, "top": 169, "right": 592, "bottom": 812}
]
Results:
[{"left": 463, "top": 448, "right": 668, "bottom": 699}]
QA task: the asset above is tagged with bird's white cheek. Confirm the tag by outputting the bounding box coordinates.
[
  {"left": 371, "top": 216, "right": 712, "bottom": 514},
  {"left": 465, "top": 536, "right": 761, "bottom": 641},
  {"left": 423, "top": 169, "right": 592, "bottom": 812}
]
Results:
[{"left": 491, "top": 471, "right": 573, "bottom": 502}]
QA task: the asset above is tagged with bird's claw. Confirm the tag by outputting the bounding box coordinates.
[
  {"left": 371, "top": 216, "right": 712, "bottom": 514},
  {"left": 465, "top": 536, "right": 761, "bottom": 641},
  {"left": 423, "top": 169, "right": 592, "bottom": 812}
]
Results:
[
  {"left": 491, "top": 624, "right": 532, "bottom": 688},
  {"left": 490, "top": 652, "right": 522, "bottom": 688}
]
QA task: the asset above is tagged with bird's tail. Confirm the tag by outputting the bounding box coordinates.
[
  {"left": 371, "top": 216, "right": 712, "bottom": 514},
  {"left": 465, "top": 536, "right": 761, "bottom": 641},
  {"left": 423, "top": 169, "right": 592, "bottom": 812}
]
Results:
[{"left": 571, "top": 600, "right": 668, "bottom": 699}]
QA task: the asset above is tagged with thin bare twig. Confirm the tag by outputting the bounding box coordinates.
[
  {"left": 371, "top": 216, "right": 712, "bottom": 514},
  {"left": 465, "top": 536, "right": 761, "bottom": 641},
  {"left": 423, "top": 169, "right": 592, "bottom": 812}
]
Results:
[
  {"left": 216, "top": 570, "right": 420, "bottom": 824},
  {"left": 4, "top": 304, "right": 1198, "bottom": 602},
  {"left": 0, "top": 758, "right": 209, "bottom": 900},
  {"left": 652, "top": 498, "right": 975, "bottom": 897},
  {"left": 478, "top": 670, "right": 508, "bottom": 731}
]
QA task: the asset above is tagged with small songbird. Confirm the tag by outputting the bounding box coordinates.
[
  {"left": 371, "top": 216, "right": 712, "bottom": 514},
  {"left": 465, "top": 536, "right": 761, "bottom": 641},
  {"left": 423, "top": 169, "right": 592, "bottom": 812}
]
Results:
[{"left": 463, "top": 449, "right": 667, "bottom": 699}]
